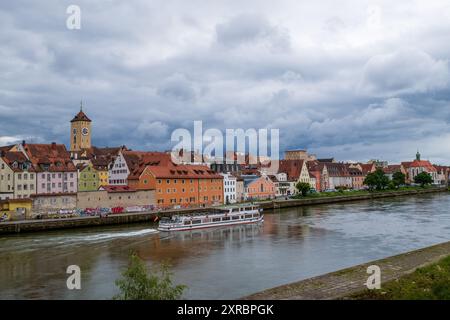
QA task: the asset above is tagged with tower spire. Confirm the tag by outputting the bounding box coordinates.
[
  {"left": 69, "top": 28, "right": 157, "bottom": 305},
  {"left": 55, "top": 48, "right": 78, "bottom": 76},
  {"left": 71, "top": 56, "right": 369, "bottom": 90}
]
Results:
[{"left": 80, "top": 100, "right": 83, "bottom": 112}]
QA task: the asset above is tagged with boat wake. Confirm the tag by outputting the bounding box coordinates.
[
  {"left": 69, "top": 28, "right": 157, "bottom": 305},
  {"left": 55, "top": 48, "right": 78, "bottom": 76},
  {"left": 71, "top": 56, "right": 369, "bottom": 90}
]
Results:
[{"left": 74, "top": 229, "right": 159, "bottom": 242}]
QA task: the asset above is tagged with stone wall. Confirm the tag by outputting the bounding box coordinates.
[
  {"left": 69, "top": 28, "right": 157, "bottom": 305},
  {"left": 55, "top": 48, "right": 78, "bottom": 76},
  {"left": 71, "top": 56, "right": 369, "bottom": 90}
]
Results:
[
  {"left": 76, "top": 189, "right": 155, "bottom": 209},
  {"left": 32, "top": 194, "right": 77, "bottom": 214}
]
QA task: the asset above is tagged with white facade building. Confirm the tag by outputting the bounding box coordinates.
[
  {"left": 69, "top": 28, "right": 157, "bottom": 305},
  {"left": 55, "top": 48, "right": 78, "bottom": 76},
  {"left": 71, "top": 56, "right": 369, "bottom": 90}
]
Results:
[
  {"left": 221, "top": 173, "right": 237, "bottom": 204},
  {"left": 108, "top": 152, "right": 129, "bottom": 185}
]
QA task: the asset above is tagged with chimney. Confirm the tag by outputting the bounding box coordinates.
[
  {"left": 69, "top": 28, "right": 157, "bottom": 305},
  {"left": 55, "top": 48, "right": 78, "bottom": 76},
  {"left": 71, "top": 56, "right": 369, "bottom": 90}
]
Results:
[
  {"left": 51, "top": 142, "right": 57, "bottom": 150},
  {"left": 22, "top": 140, "right": 26, "bottom": 147}
]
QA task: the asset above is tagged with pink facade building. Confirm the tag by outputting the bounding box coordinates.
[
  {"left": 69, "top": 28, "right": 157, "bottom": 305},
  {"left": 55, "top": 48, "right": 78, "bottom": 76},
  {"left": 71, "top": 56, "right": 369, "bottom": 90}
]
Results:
[{"left": 18, "top": 142, "right": 78, "bottom": 194}]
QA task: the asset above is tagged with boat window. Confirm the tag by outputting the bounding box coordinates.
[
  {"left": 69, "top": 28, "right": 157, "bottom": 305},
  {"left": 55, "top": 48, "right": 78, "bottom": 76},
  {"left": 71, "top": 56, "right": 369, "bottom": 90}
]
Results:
[
  {"left": 184, "top": 221, "right": 191, "bottom": 225},
  {"left": 232, "top": 216, "right": 240, "bottom": 220},
  {"left": 245, "top": 214, "right": 253, "bottom": 218},
  {"left": 192, "top": 220, "right": 202, "bottom": 224},
  {"left": 252, "top": 213, "right": 259, "bottom": 218},
  {"left": 232, "top": 208, "right": 239, "bottom": 212},
  {"left": 212, "top": 218, "right": 221, "bottom": 222},
  {"left": 245, "top": 207, "right": 251, "bottom": 211},
  {"left": 222, "top": 217, "right": 231, "bottom": 221}
]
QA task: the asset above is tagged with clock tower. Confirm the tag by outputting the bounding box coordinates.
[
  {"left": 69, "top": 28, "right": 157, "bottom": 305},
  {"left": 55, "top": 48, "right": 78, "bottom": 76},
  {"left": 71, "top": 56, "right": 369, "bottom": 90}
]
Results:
[{"left": 70, "top": 101, "right": 92, "bottom": 153}]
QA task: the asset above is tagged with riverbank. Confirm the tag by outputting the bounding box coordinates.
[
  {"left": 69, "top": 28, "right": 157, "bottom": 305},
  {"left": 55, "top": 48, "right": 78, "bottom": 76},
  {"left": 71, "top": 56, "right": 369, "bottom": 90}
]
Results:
[
  {"left": 259, "top": 186, "right": 447, "bottom": 210},
  {"left": 348, "top": 254, "right": 450, "bottom": 299},
  {"left": 243, "top": 240, "right": 450, "bottom": 300},
  {"left": 0, "top": 186, "right": 446, "bottom": 234},
  {"left": 0, "top": 207, "right": 210, "bottom": 235}
]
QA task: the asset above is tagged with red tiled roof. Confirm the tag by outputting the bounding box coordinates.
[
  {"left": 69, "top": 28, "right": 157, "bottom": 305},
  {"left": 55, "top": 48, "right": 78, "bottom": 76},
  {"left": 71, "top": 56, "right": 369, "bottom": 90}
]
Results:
[
  {"left": 0, "top": 145, "right": 15, "bottom": 153},
  {"left": 359, "top": 163, "right": 375, "bottom": 174},
  {"left": 326, "top": 163, "right": 350, "bottom": 177},
  {"left": 24, "top": 143, "right": 76, "bottom": 172},
  {"left": 123, "top": 150, "right": 173, "bottom": 179},
  {"left": 278, "top": 159, "right": 305, "bottom": 181},
  {"left": 348, "top": 167, "right": 363, "bottom": 176},
  {"left": 71, "top": 110, "right": 91, "bottom": 122},
  {"left": 402, "top": 160, "right": 436, "bottom": 171},
  {"left": 383, "top": 165, "right": 402, "bottom": 174},
  {"left": 1, "top": 151, "right": 36, "bottom": 172}
]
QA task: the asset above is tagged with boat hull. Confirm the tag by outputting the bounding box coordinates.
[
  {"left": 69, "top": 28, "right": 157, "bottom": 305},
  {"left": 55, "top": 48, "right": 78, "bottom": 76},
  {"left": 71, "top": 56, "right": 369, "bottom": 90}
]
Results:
[{"left": 158, "top": 215, "right": 264, "bottom": 232}]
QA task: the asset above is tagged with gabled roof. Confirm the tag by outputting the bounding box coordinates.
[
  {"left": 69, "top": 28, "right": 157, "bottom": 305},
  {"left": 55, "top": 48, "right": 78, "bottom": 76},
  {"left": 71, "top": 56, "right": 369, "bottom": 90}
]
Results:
[
  {"left": 359, "top": 163, "right": 376, "bottom": 175},
  {"left": 71, "top": 110, "right": 91, "bottom": 122},
  {"left": 278, "top": 159, "right": 305, "bottom": 181},
  {"left": 402, "top": 160, "right": 436, "bottom": 171},
  {"left": 241, "top": 174, "right": 265, "bottom": 188},
  {"left": 23, "top": 143, "right": 76, "bottom": 172},
  {"left": 326, "top": 163, "right": 350, "bottom": 177},
  {"left": 348, "top": 167, "right": 363, "bottom": 176},
  {"left": 123, "top": 150, "right": 173, "bottom": 179},
  {"left": 0, "top": 145, "right": 15, "bottom": 154},
  {"left": 383, "top": 165, "right": 402, "bottom": 174},
  {"left": 1, "top": 151, "right": 36, "bottom": 172}
]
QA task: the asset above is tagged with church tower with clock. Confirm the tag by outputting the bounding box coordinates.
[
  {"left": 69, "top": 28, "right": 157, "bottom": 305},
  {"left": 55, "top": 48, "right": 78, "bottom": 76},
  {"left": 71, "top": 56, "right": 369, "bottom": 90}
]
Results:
[{"left": 70, "top": 102, "right": 92, "bottom": 153}]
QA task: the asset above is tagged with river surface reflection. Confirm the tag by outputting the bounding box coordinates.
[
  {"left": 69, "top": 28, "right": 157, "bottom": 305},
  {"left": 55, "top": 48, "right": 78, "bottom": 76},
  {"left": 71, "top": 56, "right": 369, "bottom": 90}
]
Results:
[{"left": 1, "top": 193, "right": 450, "bottom": 299}]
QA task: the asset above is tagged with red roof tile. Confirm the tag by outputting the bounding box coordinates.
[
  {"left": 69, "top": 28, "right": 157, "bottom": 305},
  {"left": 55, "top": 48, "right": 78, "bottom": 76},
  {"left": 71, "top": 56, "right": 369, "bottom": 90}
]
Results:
[
  {"left": 71, "top": 110, "right": 91, "bottom": 122},
  {"left": 24, "top": 143, "right": 76, "bottom": 172}
]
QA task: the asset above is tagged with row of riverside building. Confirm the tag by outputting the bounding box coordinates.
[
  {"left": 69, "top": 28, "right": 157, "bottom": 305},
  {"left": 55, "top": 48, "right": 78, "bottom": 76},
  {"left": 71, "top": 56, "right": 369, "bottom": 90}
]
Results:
[{"left": 1, "top": 108, "right": 449, "bottom": 220}]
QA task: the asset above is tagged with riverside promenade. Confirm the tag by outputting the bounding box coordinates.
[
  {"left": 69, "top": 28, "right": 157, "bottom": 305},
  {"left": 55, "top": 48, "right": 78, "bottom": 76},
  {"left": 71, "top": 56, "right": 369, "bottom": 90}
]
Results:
[
  {"left": 0, "top": 207, "right": 210, "bottom": 234},
  {"left": 0, "top": 187, "right": 446, "bottom": 234},
  {"left": 243, "top": 240, "right": 450, "bottom": 300}
]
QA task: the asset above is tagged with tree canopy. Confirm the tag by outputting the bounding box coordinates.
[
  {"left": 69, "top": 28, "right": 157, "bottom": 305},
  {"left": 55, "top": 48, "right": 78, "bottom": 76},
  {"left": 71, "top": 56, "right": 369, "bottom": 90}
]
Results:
[
  {"left": 114, "top": 253, "right": 186, "bottom": 300},
  {"left": 295, "top": 182, "right": 311, "bottom": 196},
  {"left": 414, "top": 172, "right": 433, "bottom": 187},
  {"left": 392, "top": 171, "right": 406, "bottom": 188},
  {"left": 364, "top": 168, "right": 390, "bottom": 191}
]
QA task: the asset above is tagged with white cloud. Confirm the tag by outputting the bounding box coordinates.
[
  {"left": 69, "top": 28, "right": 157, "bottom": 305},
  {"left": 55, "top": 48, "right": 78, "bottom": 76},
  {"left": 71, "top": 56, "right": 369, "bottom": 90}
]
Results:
[{"left": 359, "top": 48, "right": 449, "bottom": 96}]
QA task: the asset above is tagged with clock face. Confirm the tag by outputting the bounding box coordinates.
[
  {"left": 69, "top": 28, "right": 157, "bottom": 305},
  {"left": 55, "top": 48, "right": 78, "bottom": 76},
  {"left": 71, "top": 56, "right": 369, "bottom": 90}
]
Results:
[{"left": 82, "top": 127, "right": 89, "bottom": 136}]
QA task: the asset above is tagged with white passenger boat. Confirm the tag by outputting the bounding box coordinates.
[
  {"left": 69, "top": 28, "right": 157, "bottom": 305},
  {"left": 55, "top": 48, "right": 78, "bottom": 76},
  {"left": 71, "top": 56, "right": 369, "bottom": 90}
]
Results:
[{"left": 157, "top": 205, "right": 264, "bottom": 232}]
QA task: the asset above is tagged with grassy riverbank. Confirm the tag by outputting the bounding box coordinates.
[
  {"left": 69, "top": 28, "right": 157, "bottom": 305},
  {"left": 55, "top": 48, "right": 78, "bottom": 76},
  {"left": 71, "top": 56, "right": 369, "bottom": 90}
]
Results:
[
  {"left": 349, "top": 255, "right": 450, "bottom": 300},
  {"left": 292, "top": 185, "right": 437, "bottom": 199}
]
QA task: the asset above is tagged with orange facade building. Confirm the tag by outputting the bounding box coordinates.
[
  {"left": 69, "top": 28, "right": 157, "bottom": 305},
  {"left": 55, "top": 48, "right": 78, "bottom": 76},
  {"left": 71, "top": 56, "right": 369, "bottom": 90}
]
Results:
[
  {"left": 129, "top": 164, "right": 223, "bottom": 208},
  {"left": 243, "top": 175, "right": 276, "bottom": 200}
]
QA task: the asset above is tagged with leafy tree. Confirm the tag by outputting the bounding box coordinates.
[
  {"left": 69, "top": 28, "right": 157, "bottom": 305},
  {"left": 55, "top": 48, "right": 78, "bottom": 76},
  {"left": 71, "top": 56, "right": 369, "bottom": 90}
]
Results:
[
  {"left": 114, "top": 253, "right": 186, "bottom": 300},
  {"left": 392, "top": 171, "right": 406, "bottom": 188},
  {"left": 414, "top": 172, "right": 433, "bottom": 187},
  {"left": 364, "top": 169, "right": 390, "bottom": 191},
  {"left": 388, "top": 181, "right": 396, "bottom": 190},
  {"left": 295, "top": 182, "right": 311, "bottom": 196}
]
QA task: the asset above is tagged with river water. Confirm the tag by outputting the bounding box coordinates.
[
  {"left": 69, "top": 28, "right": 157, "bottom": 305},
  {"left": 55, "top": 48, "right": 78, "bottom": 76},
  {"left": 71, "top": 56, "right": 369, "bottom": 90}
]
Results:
[{"left": 1, "top": 192, "right": 450, "bottom": 299}]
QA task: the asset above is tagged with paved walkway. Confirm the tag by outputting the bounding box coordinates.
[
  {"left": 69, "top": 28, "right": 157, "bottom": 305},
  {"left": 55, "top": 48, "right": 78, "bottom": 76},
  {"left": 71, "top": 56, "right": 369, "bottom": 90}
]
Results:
[{"left": 243, "top": 241, "right": 450, "bottom": 300}]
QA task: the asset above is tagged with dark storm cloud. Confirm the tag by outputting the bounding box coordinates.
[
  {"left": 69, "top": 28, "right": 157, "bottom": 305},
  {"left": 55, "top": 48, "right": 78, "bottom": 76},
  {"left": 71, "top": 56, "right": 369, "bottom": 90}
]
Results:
[{"left": 1, "top": 0, "right": 450, "bottom": 162}]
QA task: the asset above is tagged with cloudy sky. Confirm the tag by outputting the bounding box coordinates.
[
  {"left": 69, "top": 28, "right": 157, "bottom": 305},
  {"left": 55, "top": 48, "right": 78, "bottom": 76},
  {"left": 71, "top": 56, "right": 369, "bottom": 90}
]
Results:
[{"left": 1, "top": 0, "right": 450, "bottom": 163}]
